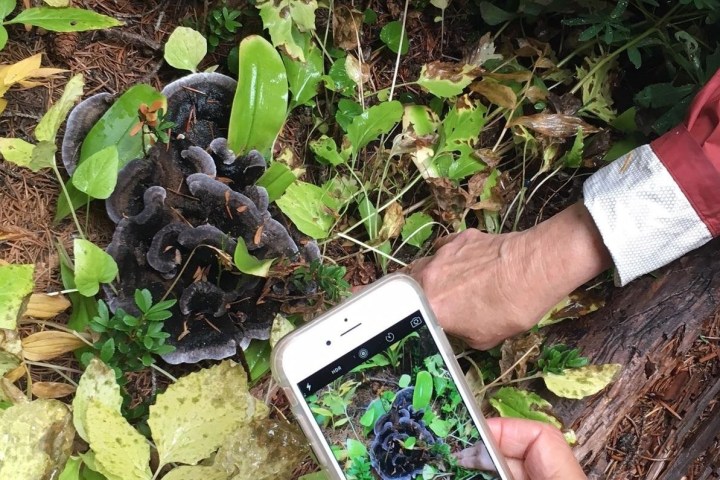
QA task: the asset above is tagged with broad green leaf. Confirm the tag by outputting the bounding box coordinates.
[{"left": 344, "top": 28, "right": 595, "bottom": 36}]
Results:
[
  {"left": 346, "top": 438, "right": 367, "bottom": 458},
  {"left": 80, "top": 84, "right": 164, "bottom": 169},
  {"left": 0, "top": 0, "right": 15, "bottom": 20},
  {"left": 479, "top": 1, "right": 515, "bottom": 25},
  {"left": 402, "top": 212, "right": 434, "bottom": 248},
  {"left": 310, "top": 135, "right": 348, "bottom": 166},
  {"left": 412, "top": 371, "right": 433, "bottom": 411},
  {"left": 335, "top": 98, "right": 363, "bottom": 132},
  {"left": 71, "top": 146, "right": 119, "bottom": 199},
  {"left": 163, "top": 466, "right": 228, "bottom": 480},
  {"left": 255, "top": 162, "right": 295, "bottom": 202},
  {"left": 164, "top": 26, "right": 207, "bottom": 72},
  {"left": 228, "top": 35, "right": 288, "bottom": 158},
  {"left": 0, "top": 399, "right": 74, "bottom": 480},
  {"left": 0, "top": 264, "right": 34, "bottom": 329},
  {"left": 72, "top": 358, "right": 122, "bottom": 442},
  {"left": 346, "top": 100, "right": 403, "bottom": 155},
  {"left": 59, "top": 456, "right": 82, "bottom": 480},
  {"left": 543, "top": 364, "right": 621, "bottom": 399},
  {"left": 6, "top": 7, "right": 123, "bottom": 31},
  {"left": 257, "top": 0, "right": 318, "bottom": 61},
  {"left": 244, "top": 339, "right": 271, "bottom": 382},
  {"left": 148, "top": 360, "right": 269, "bottom": 466},
  {"left": 233, "top": 237, "right": 275, "bottom": 277},
  {"left": 379, "top": 21, "right": 409, "bottom": 55},
  {"left": 417, "top": 62, "right": 478, "bottom": 98},
  {"left": 85, "top": 400, "right": 151, "bottom": 480},
  {"left": 0, "top": 138, "right": 34, "bottom": 169},
  {"left": 0, "top": 25, "right": 7, "bottom": 51},
  {"left": 283, "top": 34, "right": 323, "bottom": 108},
  {"left": 269, "top": 314, "right": 295, "bottom": 348},
  {"left": 489, "top": 387, "right": 561, "bottom": 429},
  {"left": 35, "top": 73, "right": 84, "bottom": 142},
  {"left": 73, "top": 239, "right": 118, "bottom": 297},
  {"left": 29, "top": 140, "right": 57, "bottom": 172},
  {"left": 276, "top": 181, "right": 339, "bottom": 239}
]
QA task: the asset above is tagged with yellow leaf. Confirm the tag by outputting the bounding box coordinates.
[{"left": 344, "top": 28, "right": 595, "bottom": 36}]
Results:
[
  {"left": 24, "top": 293, "right": 71, "bottom": 319},
  {"left": 471, "top": 79, "right": 517, "bottom": 109},
  {"left": 0, "top": 138, "right": 35, "bottom": 168},
  {"left": 1, "top": 54, "right": 42, "bottom": 86},
  {"left": 269, "top": 314, "right": 295, "bottom": 348},
  {"left": 163, "top": 466, "right": 228, "bottom": 480},
  {"left": 0, "top": 98, "right": 6, "bottom": 115},
  {"left": 32, "top": 381, "right": 76, "bottom": 399},
  {"left": 72, "top": 358, "right": 122, "bottom": 442},
  {"left": 25, "top": 67, "right": 68, "bottom": 79},
  {"left": 543, "top": 364, "right": 621, "bottom": 399},
  {"left": 43, "top": 0, "right": 70, "bottom": 6},
  {"left": 22, "top": 330, "right": 86, "bottom": 361}
]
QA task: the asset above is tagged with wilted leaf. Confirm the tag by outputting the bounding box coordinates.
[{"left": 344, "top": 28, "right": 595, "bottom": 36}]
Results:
[
  {"left": 344, "top": 54, "right": 369, "bottom": 86},
  {"left": 32, "top": 382, "right": 76, "bottom": 399},
  {"left": 214, "top": 419, "right": 309, "bottom": 480},
  {"left": 543, "top": 364, "right": 621, "bottom": 399},
  {"left": 537, "top": 290, "right": 605, "bottom": 328},
  {"left": 471, "top": 79, "right": 517, "bottom": 109},
  {"left": 498, "top": 332, "right": 543, "bottom": 381},
  {"left": 465, "top": 32, "right": 503, "bottom": 67},
  {"left": 86, "top": 400, "right": 151, "bottom": 480},
  {"left": 233, "top": 237, "right": 275, "bottom": 277},
  {"left": 73, "top": 239, "right": 118, "bottom": 297},
  {"left": 276, "top": 181, "right": 339, "bottom": 239},
  {"left": 0, "top": 399, "right": 75, "bottom": 480},
  {"left": 332, "top": 5, "right": 363, "bottom": 51},
  {"left": 0, "top": 329, "right": 22, "bottom": 377},
  {"left": 508, "top": 113, "right": 599, "bottom": 138},
  {"left": 401, "top": 212, "right": 434, "bottom": 248},
  {"left": 269, "top": 314, "right": 295, "bottom": 348},
  {"left": 163, "top": 466, "right": 228, "bottom": 480},
  {"left": 24, "top": 293, "right": 71, "bottom": 319},
  {"left": 149, "top": 360, "right": 269, "bottom": 467},
  {"left": 257, "top": 0, "right": 318, "bottom": 61},
  {"left": 72, "top": 358, "right": 122, "bottom": 442},
  {"left": 164, "top": 26, "right": 207, "bottom": 72},
  {"left": 346, "top": 100, "right": 403, "bottom": 155},
  {"left": 417, "top": 62, "right": 480, "bottom": 98},
  {"left": 71, "top": 145, "right": 119, "bottom": 199},
  {"left": 0, "top": 264, "right": 34, "bottom": 329},
  {"left": 22, "top": 330, "right": 86, "bottom": 362},
  {"left": 489, "top": 387, "right": 561, "bottom": 429},
  {"left": 35, "top": 73, "right": 84, "bottom": 142}
]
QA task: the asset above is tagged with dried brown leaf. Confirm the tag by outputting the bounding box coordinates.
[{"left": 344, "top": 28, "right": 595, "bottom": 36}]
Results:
[
  {"left": 332, "top": 6, "right": 363, "bottom": 50},
  {"left": 509, "top": 114, "right": 599, "bottom": 138},
  {"left": 471, "top": 80, "right": 517, "bottom": 109},
  {"left": 22, "top": 331, "right": 87, "bottom": 362},
  {"left": 32, "top": 382, "right": 76, "bottom": 399},
  {"left": 24, "top": 294, "right": 71, "bottom": 319},
  {"left": 499, "top": 332, "right": 543, "bottom": 381},
  {"left": 378, "top": 202, "right": 405, "bottom": 241}
]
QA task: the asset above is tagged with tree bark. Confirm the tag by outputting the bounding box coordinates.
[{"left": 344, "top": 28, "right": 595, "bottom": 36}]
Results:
[{"left": 545, "top": 238, "right": 720, "bottom": 479}]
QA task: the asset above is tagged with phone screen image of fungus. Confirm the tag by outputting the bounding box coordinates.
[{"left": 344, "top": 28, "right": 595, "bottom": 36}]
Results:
[{"left": 298, "top": 312, "right": 502, "bottom": 480}]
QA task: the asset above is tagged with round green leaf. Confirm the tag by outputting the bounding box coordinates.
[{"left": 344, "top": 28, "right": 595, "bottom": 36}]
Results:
[
  {"left": 543, "top": 364, "right": 621, "bottom": 399},
  {"left": 380, "top": 21, "right": 409, "bottom": 55},
  {"left": 71, "top": 145, "right": 119, "bottom": 199},
  {"left": 73, "top": 239, "right": 118, "bottom": 297},
  {"left": 164, "top": 26, "right": 207, "bottom": 72},
  {"left": 0, "top": 264, "right": 34, "bottom": 329}
]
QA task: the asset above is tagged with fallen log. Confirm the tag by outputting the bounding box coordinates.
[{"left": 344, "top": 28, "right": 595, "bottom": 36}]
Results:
[{"left": 546, "top": 238, "right": 720, "bottom": 479}]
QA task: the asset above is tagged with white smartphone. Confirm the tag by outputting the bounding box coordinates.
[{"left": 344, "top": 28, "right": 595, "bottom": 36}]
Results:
[{"left": 272, "top": 274, "right": 514, "bottom": 480}]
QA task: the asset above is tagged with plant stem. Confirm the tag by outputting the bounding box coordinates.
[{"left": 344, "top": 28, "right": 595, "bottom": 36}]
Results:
[
  {"left": 149, "top": 362, "right": 178, "bottom": 382},
  {"left": 51, "top": 163, "right": 86, "bottom": 239}
]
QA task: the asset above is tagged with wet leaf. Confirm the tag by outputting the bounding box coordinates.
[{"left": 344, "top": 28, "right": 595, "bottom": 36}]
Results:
[
  {"left": 73, "top": 239, "right": 118, "bottom": 297},
  {"left": 401, "top": 212, "right": 434, "bottom": 248},
  {"left": 380, "top": 20, "right": 409, "bottom": 55},
  {"left": 489, "top": 387, "right": 561, "bottom": 429},
  {"left": 71, "top": 145, "right": 119, "bottom": 199},
  {"left": 35, "top": 73, "right": 84, "bottom": 142},
  {"left": 6, "top": 7, "right": 123, "bottom": 31},
  {"left": 0, "top": 264, "right": 34, "bottom": 329},
  {"left": 233, "top": 237, "right": 275, "bottom": 277},
  {"left": 269, "top": 314, "right": 295, "bottom": 348},
  {"left": 0, "top": 399, "right": 75, "bottom": 480},
  {"left": 346, "top": 100, "right": 403, "bottom": 156},
  {"left": 228, "top": 35, "right": 288, "bottom": 158},
  {"left": 470, "top": 79, "right": 517, "bottom": 109},
  {"left": 164, "top": 26, "right": 207, "bottom": 72},
  {"left": 417, "top": 62, "right": 479, "bottom": 98},
  {"left": 276, "top": 181, "right": 339, "bottom": 239},
  {"left": 257, "top": 0, "right": 318, "bottom": 61},
  {"left": 72, "top": 358, "right": 122, "bottom": 442},
  {"left": 508, "top": 113, "right": 598, "bottom": 138},
  {"left": 32, "top": 382, "right": 76, "bottom": 399},
  {"left": 149, "top": 360, "right": 269, "bottom": 467},
  {"left": 0, "top": 138, "right": 34, "bottom": 168},
  {"left": 310, "top": 135, "right": 348, "bottom": 166},
  {"left": 214, "top": 419, "right": 308, "bottom": 480},
  {"left": 24, "top": 293, "right": 71, "bottom": 319},
  {"left": 255, "top": 162, "right": 295, "bottom": 202},
  {"left": 378, "top": 201, "right": 404, "bottom": 241},
  {"left": 283, "top": 35, "right": 323, "bottom": 108},
  {"left": 22, "top": 330, "right": 86, "bottom": 361},
  {"left": 163, "top": 466, "right": 228, "bottom": 480},
  {"left": 0, "top": 329, "right": 22, "bottom": 377},
  {"left": 86, "top": 400, "right": 151, "bottom": 480},
  {"left": 543, "top": 364, "right": 621, "bottom": 399}
]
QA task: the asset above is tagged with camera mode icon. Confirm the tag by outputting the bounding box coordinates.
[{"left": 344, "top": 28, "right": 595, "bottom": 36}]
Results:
[{"left": 410, "top": 317, "right": 422, "bottom": 328}]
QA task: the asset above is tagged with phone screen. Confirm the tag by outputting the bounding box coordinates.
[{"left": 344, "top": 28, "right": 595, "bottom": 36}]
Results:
[{"left": 298, "top": 311, "right": 502, "bottom": 479}]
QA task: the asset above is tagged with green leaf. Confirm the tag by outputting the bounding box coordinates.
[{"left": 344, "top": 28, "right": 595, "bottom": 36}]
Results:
[
  {"left": 164, "top": 26, "right": 207, "bottom": 73},
  {"left": 417, "top": 62, "right": 478, "bottom": 98},
  {"left": 59, "top": 457, "right": 82, "bottom": 480},
  {"left": 244, "top": 340, "right": 271, "bottom": 382},
  {"left": 0, "top": 264, "right": 34, "bottom": 329},
  {"left": 346, "top": 438, "right": 367, "bottom": 458},
  {"left": 29, "top": 140, "right": 57, "bottom": 172},
  {"left": 346, "top": 100, "right": 403, "bottom": 155},
  {"left": 73, "top": 239, "right": 118, "bottom": 297},
  {"left": 269, "top": 314, "right": 295, "bottom": 348},
  {"left": 0, "top": 138, "right": 34, "bottom": 168},
  {"left": 0, "top": 399, "right": 74, "bottom": 480},
  {"left": 72, "top": 358, "right": 122, "bottom": 442},
  {"left": 0, "top": 25, "right": 8, "bottom": 51},
  {"left": 634, "top": 83, "right": 695, "bottom": 109},
  {"left": 71, "top": 146, "right": 119, "bottom": 199},
  {"left": 336, "top": 98, "right": 363, "bottom": 132},
  {"left": 283, "top": 34, "right": 323, "bottom": 108},
  {"left": 86, "top": 400, "right": 151, "bottom": 480},
  {"left": 543, "top": 364, "right": 621, "bottom": 399},
  {"left": 401, "top": 212, "right": 434, "bottom": 248},
  {"left": 228, "top": 35, "right": 288, "bottom": 158},
  {"left": 380, "top": 21, "right": 409, "bottom": 55},
  {"left": 257, "top": 0, "right": 318, "bottom": 61},
  {"left": 233, "top": 237, "right": 275, "bottom": 277},
  {"left": 35, "top": 73, "right": 84, "bottom": 142},
  {"left": 435, "top": 97, "right": 487, "bottom": 180},
  {"left": 398, "top": 374, "right": 411, "bottom": 388},
  {"left": 479, "top": 1, "right": 515, "bottom": 25},
  {"left": 163, "top": 466, "right": 228, "bottom": 480},
  {"left": 310, "top": 135, "right": 348, "bottom": 166},
  {"left": 562, "top": 128, "right": 584, "bottom": 168},
  {"left": 299, "top": 473, "right": 330, "bottom": 480},
  {"left": 54, "top": 181, "right": 89, "bottom": 222},
  {"left": 412, "top": 370, "right": 433, "bottom": 411},
  {"left": 134, "top": 289, "right": 152, "bottom": 313},
  {"left": 148, "top": 360, "right": 269, "bottom": 466},
  {"left": 0, "top": 0, "right": 15, "bottom": 20},
  {"left": 255, "top": 162, "right": 295, "bottom": 202},
  {"left": 80, "top": 84, "right": 164, "bottom": 170},
  {"left": 6, "top": 7, "right": 123, "bottom": 32},
  {"left": 99, "top": 337, "right": 115, "bottom": 362},
  {"left": 276, "top": 181, "right": 339, "bottom": 239},
  {"left": 489, "top": 387, "right": 561, "bottom": 429}
]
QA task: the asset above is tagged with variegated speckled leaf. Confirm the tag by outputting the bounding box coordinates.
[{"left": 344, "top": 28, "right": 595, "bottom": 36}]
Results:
[
  {"left": 543, "top": 364, "right": 621, "bottom": 399},
  {"left": 72, "top": 358, "right": 122, "bottom": 442},
  {"left": 163, "top": 465, "right": 229, "bottom": 480},
  {"left": 148, "top": 360, "right": 269, "bottom": 467},
  {"left": 0, "top": 264, "right": 34, "bottom": 329}
]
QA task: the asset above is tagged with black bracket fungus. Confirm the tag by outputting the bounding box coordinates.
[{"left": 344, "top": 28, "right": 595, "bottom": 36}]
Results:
[
  {"left": 369, "top": 387, "right": 442, "bottom": 480},
  {"left": 65, "top": 72, "right": 320, "bottom": 364}
]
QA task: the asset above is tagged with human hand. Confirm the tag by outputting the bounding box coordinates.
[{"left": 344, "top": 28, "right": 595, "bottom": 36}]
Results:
[
  {"left": 408, "top": 203, "right": 611, "bottom": 349},
  {"left": 455, "top": 418, "right": 587, "bottom": 480}
]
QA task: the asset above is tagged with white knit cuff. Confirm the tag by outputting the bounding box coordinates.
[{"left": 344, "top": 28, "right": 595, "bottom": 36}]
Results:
[{"left": 583, "top": 144, "right": 713, "bottom": 286}]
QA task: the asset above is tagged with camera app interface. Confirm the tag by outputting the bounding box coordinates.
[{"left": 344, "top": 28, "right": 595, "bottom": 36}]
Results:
[{"left": 298, "top": 311, "right": 501, "bottom": 479}]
